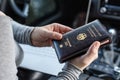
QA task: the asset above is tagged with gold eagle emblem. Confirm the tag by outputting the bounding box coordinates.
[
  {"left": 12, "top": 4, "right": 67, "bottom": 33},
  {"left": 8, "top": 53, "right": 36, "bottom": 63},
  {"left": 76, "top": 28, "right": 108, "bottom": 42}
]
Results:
[{"left": 77, "top": 33, "right": 87, "bottom": 40}]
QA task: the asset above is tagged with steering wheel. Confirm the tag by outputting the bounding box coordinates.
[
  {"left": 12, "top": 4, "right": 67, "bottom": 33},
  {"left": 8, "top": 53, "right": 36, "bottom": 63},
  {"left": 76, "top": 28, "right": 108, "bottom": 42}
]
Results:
[{"left": 9, "top": 0, "right": 29, "bottom": 18}]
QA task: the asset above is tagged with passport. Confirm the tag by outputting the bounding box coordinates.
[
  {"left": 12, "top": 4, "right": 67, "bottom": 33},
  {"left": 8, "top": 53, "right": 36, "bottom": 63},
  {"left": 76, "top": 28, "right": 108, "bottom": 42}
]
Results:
[{"left": 53, "top": 20, "right": 111, "bottom": 63}]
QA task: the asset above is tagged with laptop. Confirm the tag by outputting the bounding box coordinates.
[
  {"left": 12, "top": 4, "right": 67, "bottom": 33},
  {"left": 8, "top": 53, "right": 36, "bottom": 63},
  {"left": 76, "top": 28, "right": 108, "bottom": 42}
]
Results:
[{"left": 19, "top": 44, "right": 64, "bottom": 75}]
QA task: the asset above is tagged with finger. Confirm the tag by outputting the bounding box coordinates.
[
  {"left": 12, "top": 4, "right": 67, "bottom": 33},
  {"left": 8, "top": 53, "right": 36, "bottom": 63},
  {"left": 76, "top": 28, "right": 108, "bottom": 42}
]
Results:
[
  {"left": 47, "top": 31, "right": 62, "bottom": 40},
  {"left": 53, "top": 23, "right": 72, "bottom": 33}
]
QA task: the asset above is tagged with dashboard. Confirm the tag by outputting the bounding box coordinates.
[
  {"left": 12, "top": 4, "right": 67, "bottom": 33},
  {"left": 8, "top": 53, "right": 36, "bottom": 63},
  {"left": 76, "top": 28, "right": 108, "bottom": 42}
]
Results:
[{"left": 88, "top": 0, "right": 120, "bottom": 26}]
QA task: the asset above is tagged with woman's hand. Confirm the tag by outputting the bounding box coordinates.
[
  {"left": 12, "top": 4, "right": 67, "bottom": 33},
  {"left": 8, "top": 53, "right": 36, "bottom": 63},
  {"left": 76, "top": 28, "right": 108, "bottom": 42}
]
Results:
[
  {"left": 69, "top": 41, "right": 100, "bottom": 71},
  {"left": 31, "top": 23, "right": 72, "bottom": 47}
]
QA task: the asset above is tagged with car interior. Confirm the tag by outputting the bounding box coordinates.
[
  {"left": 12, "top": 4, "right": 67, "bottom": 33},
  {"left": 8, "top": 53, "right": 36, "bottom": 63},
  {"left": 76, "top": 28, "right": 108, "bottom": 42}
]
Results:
[{"left": 0, "top": 0, "right": 120, "bottom": 80}]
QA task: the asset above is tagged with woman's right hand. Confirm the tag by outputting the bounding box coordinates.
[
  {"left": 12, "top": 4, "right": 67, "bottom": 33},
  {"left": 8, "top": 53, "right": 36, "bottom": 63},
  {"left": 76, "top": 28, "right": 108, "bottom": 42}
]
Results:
[{"left": 69, "top": 41, "right": 100, "bottom": 71}]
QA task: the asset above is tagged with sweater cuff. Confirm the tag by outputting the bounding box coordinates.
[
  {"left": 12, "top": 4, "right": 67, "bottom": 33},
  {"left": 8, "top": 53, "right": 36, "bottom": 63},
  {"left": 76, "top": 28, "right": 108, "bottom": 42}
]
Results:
[
  {"left": 58, "top": 62, "right": 82, "bottom": 80},
  {"left": 24, "top": 27, "right": 35, "bottom": 45},
  {"left": 12, "top": 21, "right": 35, "bottom": 45},
  {"left": 63, "top": 62, "right": 83, "bottom": 74}
]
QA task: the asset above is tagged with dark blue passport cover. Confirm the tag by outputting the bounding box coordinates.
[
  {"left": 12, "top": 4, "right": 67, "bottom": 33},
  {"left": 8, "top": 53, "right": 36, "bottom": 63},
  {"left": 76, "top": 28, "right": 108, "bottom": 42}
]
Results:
[{"left": 53, "top": 20, "right": 111, "bottom": 63}]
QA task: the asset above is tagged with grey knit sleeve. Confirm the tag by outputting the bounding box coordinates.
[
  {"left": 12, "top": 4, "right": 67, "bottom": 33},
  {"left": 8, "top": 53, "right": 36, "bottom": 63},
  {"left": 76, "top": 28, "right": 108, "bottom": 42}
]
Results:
[
  {"left": 12, "top": 21, "right": 34, "bottom": 45},
  {"left": 49, "top": 63, "right": 82, "bottom": 80}
]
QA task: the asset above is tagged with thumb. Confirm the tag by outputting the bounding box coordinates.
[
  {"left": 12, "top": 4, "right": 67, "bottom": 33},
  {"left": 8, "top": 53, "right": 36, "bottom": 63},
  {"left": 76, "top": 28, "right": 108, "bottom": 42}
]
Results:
[{"left": 47, "top": 31, "right": 63, "bottom": 40}]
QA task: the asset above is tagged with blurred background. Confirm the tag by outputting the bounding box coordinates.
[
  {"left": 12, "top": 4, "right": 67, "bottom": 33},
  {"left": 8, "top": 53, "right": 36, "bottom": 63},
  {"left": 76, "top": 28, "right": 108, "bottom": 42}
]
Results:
[{"left": 0, "top": 0, "right": 120, "bottom": 80}]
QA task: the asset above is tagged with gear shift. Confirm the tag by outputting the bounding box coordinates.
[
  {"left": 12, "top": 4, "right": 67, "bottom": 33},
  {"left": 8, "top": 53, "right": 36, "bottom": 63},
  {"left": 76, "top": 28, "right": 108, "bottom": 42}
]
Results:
[{"left": 108, "top": 28, "right": 117, "bottom": 66}]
